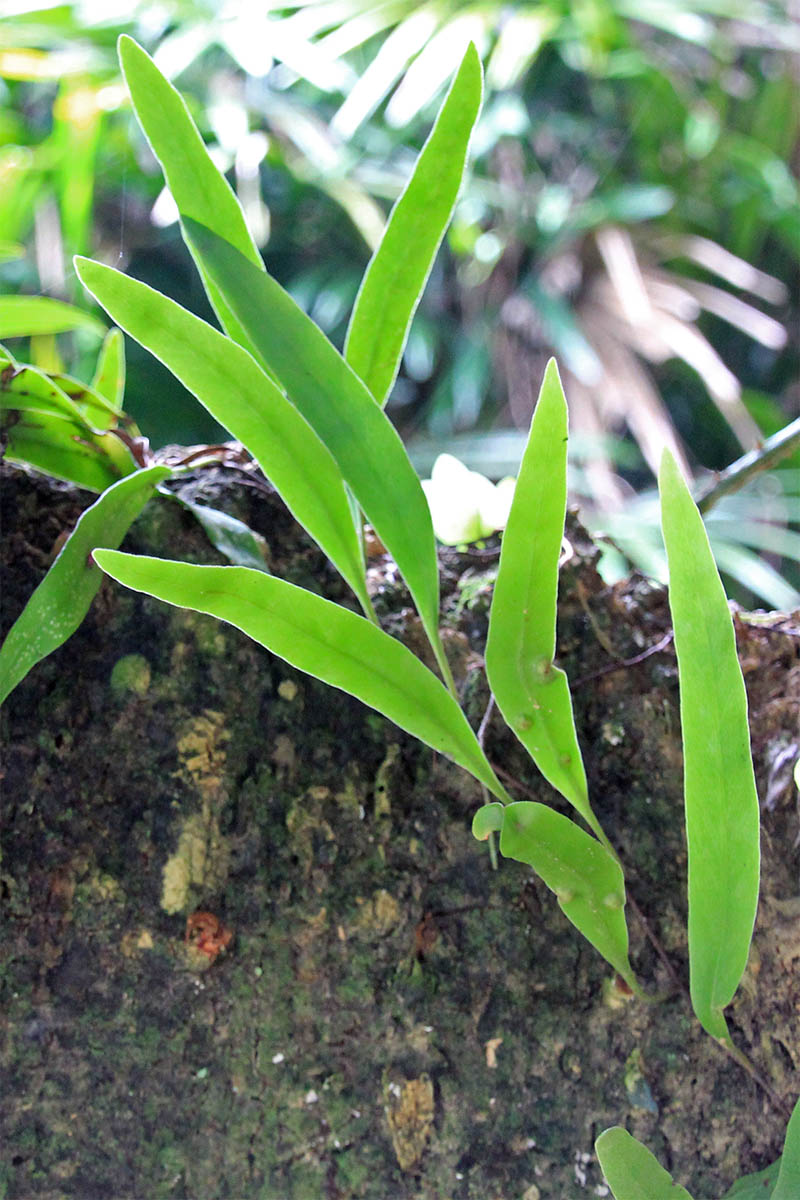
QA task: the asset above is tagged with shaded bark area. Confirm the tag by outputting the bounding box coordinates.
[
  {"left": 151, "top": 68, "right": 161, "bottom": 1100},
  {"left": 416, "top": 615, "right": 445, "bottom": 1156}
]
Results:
[{"left": 1, "top": 460, "right": 798, "bottom": 1200}]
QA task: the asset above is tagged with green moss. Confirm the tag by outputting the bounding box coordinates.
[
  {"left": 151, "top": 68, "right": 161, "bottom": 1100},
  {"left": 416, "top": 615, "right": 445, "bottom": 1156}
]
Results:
[{"left": 110, "top": 652, "right": 152, "bottom": 696}]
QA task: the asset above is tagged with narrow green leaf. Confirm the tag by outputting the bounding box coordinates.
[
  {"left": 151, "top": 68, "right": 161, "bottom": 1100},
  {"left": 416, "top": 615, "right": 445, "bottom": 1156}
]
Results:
[
  {"left": 91, "top": 328, "right": 126, "bottom": 409},
  {"left": 0, "top": 295, "right": 106, "bottom": 339},
  {"left": 772, "top": 1096, "right": 800, "bottom": 1200},
  {"left": 166, "top": 492, "right": 270, "bottom": 573},
  {"left": 498, "top": 802, "right": 637, "bottom": 990},
  {"left": 659, "top": 449, "right": 760, "bottom": 1042},
  {"left": 74, "top": 257, "right": 373, "bottom": 619},
  {"left": 92, "top": 551, "right": 509, "bottom": 802},
  {"left": 117, "top": 35, "right": 264, "bottom": 356},
  {"left": 184, "top": 220, "right": 453, "bottom": 689},
  {"left": 721, "top": 1162, "right": 781, "bottom": 1199},
  {"left": 344, "top": 43, "right": 482, "bottom": 406},
  {"left": 486, "top": 360, "right": 604, "bottom": 841},
  {"left": 0, "top": 465, "right": 170, "bottom": 706},
  {"left": 595, "top": 1128, "right": 694, "bottom": 1200}
]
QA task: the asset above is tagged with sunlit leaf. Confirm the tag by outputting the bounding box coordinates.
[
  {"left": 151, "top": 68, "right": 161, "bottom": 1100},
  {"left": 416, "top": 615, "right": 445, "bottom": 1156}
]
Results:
[
  {"left": 74, "top": 256, "right": 374, "bottom": 619},
  {"left": 772, "top": 1095, "right": 800, "bottom": 1200},
  {"left": 117, "top": 35, "right": 265, "bottom": 357},
  {"left": 492, "top": 802, "right": 637, "bottom": 990},
  {"left": 659, "top": 449, "right": 760, "bottom": 1042},
  {"left": 595, "top": 1127, "right": 693, "bottom": 1199},
  {"left": 344, "top": 42, "right": 482, "bottom": 407},
  {"left": 93, "top": 551, "right": 509, "bottom": 802},
  {"left": 184, "top": 219, "right": 454, "bottom": 689},
  {"left": 486, "top": 360, "right": 605, "bottom": 843}
]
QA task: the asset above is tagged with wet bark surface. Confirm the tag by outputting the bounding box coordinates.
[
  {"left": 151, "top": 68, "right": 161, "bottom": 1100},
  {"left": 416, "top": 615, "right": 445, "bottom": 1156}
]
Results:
[{"left": 1, "top": 459, "right": 798, "bottom": 1200}]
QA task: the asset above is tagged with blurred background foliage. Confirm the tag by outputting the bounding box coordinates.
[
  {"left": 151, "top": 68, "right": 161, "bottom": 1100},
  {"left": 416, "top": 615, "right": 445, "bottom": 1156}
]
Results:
[{"left": 1, "top": 0, "right": 798, "bottom": 606}]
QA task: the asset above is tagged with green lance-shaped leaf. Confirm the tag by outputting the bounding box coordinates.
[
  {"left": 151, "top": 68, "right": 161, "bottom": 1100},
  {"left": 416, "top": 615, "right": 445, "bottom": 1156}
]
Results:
[
  {"left": 117, "top": 35, "right": 264, "bottom": 358},
  {"left": 485, "top": 360, "right": 604, "bottom": 842},
  {"left": 594, "top": 1128, "right": 694, "bottom": 1200},
  {"left": 659, "top": 449, "right": 760, "bottom": 1043},
  {"left": 74, "top": 257, "right": 373, "bottom": 619},
  {"left": 772, "top": 1095, "right": 800, "bottom": 1200},
  {"left": 0, "top": 465, "right": 170, "bottom": 706},
  {"left": 489, "top": 801, "right": 637, "bottom": 990},
  {"left": 344, "top": 43, "right": 482, "bottom": 406},
  {"left": 721, "top": 1163, "right": 781, "bottom": 1200},
  {"left": 93, "top": 551, "right": 509, "bottom": 803},
  {"left": 184, "top": 219, "right": 454, "bottom": 691},
  {"left": 166, "top": 492, "right": 270, "bottom": 573},
  {"left": 91, "top": 328, "right": 126, "bottom": 410},
  {"left": 0, "top": 294, "right": 106, "bottom": 339}
]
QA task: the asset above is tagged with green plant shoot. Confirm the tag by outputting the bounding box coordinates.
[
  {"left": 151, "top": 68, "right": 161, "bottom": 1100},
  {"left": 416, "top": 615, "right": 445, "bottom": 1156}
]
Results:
[
  {"left": 659, "top": 449, "right": 760, "bottom": 1043},
  {"left": 0, "top": 466, "right": 170, "bottom": 706},
  {"left": 772, "top": 1094, "right": 800, "bottom": 1200},
  {"left": 344, "top": 43, "right": 482, "bottom": 406},
  {"left": 74, "top": 257, "right": 374, "bottom": 620},
  {"left": 117, "top": 35, "right": 265, "bottom": 360},
  {"left": 92, "top": 551, "right": 509, "bottom": 803},
  {"left": 485, "top": 359, "right": 605, "bottom": 844},
  {"left": 594, "top": 1127, "right": 694, "bottom": 1199},
  {"left": 91, "top": 328, "right": 125, "bottom": 408},
  {"left": 183, "top": 218, "right": 454, "bottom": 690},
  {"left": 475, "top": 801, "right": 638, "bottom": 991}
]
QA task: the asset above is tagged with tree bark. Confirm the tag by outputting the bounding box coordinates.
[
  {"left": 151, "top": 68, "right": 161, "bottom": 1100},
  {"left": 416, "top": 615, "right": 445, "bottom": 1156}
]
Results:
[{"left": 1, "top": 459, "right": 798, "bottom": 1200}]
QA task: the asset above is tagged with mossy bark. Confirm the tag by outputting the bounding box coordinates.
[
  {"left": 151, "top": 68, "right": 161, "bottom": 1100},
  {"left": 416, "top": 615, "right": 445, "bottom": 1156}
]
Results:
[{"left": 1, "top": 460, "right": 798, "bottom": 1200}]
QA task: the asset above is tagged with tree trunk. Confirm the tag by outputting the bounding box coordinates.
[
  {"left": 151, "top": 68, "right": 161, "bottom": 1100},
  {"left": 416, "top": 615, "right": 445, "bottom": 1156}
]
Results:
[{"left": 1, "top": 459, "right": 798, "bottom": 1200}]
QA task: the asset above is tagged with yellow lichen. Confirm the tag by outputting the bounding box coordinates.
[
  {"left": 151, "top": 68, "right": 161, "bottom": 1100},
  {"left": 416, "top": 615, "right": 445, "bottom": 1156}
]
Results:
[{"left": 161, "top": 711, "right": 232, "bottom": 913}]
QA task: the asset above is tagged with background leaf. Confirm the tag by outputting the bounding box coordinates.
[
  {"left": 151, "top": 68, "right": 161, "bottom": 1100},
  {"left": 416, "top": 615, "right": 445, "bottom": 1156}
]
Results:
[{"left": 0, "top": 295, "right": 106, "bottom": 339}]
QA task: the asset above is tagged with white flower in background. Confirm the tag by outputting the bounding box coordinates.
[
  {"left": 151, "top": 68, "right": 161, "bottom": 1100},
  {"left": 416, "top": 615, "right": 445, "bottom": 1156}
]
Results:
[{"left": 421, "top": 453, "right": 516, "bottom": 546}]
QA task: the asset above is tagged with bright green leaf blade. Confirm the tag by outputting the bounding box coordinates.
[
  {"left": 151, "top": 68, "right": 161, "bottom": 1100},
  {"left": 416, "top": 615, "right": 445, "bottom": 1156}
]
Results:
[
  {"left": 344, "top": 43, "right": 482, "bottom": 406},
  {"left": 772, "top": 1095, "right": 800, "bottom": 1200},
  {"left": 74, "top": 257, "right": 373, "bottom": 618},
  {"left": 184, "top": 219, "right": 452, "bottom": 687},
  {"left": 486, "top": 360, "right": 602, "bottom": 840},
  {"left": 594, "top": 1127, "right": 694, "bottom": 1200},
  {"left": 0, "top": 465, "right": 170, "bottom": 706},
  {"left": 0, "top": 295, "right": 106, "bottom": 339},
  {"left": 117, "top": 35, "right": 264, "bottom": 355},
  {"left": 166, "top": 492, "right": 270, "bottom": 573},
  {"left": 659, "top": 449, "right": 760, "bottom": 1042},
  {"left": 91, "top": 328, "right": 126, "bottom": 409},
  {"left": 498, "top": 802, "right": 637, "bottom": 989},
  {"left": 472, "top": 803, "right": 505, "bottom": 840},
  {"left": 93, "top": 551, "right": 508, "bottom": 802}
]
